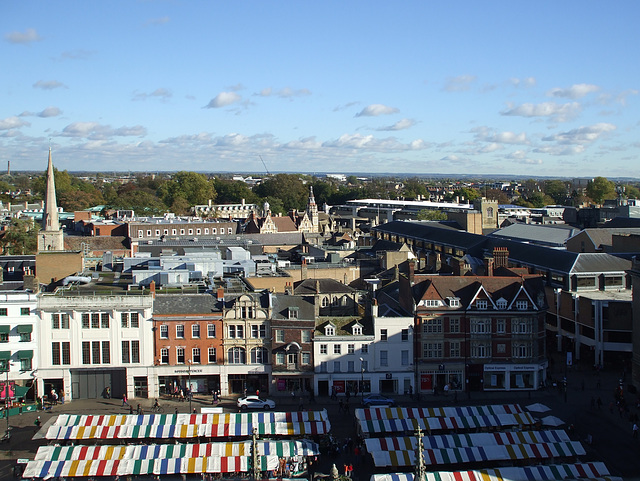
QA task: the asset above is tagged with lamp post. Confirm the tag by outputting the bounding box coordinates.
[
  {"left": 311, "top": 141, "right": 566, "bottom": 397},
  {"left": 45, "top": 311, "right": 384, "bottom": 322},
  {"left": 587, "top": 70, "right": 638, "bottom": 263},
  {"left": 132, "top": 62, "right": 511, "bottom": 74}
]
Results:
[
  {"left": 188, "top": 360, "right": 192, "bottom": 413},
  {"left": 359, "top": 357, "right": 365, "bottom": 403}
]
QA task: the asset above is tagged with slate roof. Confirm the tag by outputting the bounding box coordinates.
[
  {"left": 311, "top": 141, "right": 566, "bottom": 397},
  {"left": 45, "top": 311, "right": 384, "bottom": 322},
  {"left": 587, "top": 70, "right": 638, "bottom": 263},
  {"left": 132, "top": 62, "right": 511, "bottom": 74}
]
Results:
[
  {"left": 153, "top": 293, "right": 221, "bottom": 315},
  {"left": 293, "top": 278, "right": 357, "bottom": 295},
  {"left": 572, "top": 228, "right": 640, "bottom": 250},
  {"left": 373, "top": 221, "right": 486, "bottom": 250},
  {"left": 314, "top": 316, "right": 374, "bottom": 336},
  {"left": 487, "top": 223, "right": 578, "bottom": 247},
  {"left": 270, "top": 294, "right": 315, "bottom": 320}
]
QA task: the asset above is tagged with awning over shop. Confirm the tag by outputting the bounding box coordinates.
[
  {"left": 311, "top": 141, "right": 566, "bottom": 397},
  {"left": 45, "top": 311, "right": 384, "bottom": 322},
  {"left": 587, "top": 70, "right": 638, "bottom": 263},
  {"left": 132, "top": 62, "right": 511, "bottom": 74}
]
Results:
[
  {"left": 18, "top": 350, "right": 33, "bottom": 359},
  {"left": 17, "top": 325, "right": 33, "bottom": 334},
  {"left": 0, "top": 351, "right": 10, "bottom": 361},
  {"left": 0, "top": 325, "right": 9, "bottom": 334}
]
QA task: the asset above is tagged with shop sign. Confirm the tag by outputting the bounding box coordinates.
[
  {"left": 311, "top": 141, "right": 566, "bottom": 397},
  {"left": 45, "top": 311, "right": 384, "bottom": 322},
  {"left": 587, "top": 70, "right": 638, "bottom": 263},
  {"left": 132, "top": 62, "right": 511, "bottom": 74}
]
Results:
[
  {"left": 174, "top": 369, "right": 204, "bottom": 374},
  {"left": 420, "top": 373, "right": 432, "bottom": 390}
]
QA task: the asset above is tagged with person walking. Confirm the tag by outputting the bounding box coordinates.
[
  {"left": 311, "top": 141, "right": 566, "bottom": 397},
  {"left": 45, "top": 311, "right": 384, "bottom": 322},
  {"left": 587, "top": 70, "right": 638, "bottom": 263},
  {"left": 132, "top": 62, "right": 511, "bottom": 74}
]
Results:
[
  {"left": 122, "top": 393, "right": 129, "bottom": 407},
  {"left": 633, "top": 423, "right": 638, "bottom": 439}
]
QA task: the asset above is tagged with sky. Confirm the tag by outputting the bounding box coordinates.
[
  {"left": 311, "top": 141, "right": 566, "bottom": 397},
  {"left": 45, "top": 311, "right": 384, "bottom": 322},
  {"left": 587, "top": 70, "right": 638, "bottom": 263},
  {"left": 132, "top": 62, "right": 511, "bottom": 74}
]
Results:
[{"left": 2, "top": 1, "right": 640, "bottom": 178}]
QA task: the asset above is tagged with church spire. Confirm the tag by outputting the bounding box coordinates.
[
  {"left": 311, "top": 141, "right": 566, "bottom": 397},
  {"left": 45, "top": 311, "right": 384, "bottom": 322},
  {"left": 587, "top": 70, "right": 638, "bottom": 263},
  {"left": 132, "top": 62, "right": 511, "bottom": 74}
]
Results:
[
  {"left": 307, "top": 186, "right": 318, "bottom": 233},
  {"left": 42, "top": 147, "right": 59, "bottom": 231}
]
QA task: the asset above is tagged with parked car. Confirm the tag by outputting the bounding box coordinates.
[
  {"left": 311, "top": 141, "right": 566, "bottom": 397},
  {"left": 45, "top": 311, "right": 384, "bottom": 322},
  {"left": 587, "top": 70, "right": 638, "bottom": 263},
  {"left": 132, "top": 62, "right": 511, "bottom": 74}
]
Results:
[
  {"left": 236, "top": 395, "right": 276, "bottom": 411},
  {"left": 361, "top": 394, "right": 395, "bottom": 407}
]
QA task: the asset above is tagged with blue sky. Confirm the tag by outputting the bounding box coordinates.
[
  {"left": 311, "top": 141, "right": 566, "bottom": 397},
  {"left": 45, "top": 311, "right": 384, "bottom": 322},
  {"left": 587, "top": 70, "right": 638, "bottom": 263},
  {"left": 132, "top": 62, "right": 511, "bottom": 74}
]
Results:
[{"left": 2, "top": 1, "right": 639, "bottom": 178}]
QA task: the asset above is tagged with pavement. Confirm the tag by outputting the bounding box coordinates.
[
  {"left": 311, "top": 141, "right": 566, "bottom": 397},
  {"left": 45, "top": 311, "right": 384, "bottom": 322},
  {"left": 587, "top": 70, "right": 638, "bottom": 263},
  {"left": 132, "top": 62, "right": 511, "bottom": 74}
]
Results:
[{"left": 1, "top": 358, "right": 640, "bottom": 481}]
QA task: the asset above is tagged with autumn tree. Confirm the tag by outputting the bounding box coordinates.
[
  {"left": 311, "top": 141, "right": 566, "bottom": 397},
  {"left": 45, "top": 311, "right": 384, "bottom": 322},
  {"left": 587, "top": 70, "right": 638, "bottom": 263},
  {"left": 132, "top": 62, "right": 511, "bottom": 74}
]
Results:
[
  {"left": 158, "top": 171, "right": 216, "bottom": 208},
  {"left": 416, "top": 209, "right": 447, "bottom": 221},
  {"left": 253, "top": 174, "right": 308, "bottom": 212},
  {"left": 544, "top": 180, "right": 570, "bottom": 205},
  {"left": 0, "top": 219, "right": 37, "bottom": 255},
  {"left": 585, "top": 177, "right": 616, "bottom": 204}
]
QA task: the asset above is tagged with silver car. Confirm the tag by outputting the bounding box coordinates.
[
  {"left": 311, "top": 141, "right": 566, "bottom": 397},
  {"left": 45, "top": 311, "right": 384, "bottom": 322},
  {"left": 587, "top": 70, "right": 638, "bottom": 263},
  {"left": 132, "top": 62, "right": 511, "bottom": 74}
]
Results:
[{"left": 236, "top": 395, "right": 276, "bottom": 411}]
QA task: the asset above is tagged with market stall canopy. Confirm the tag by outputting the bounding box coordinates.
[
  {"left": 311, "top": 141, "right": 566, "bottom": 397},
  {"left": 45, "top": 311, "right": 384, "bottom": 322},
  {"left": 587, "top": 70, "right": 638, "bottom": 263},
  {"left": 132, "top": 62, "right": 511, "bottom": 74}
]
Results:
[
  {"left": 526, "top": 402, "right": 551, "bottom": 413},
  {"left": 541, "top": 415, "right": 566, "bottom": 427}
]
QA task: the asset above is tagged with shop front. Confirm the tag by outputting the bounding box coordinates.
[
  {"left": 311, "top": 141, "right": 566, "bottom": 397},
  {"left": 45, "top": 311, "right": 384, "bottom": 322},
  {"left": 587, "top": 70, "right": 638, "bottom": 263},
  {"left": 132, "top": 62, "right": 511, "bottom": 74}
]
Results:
[
  {"left": 157, "top": 366, "right": 221, "bottom": 398},
  {"left": 273, "top": 373, "right": 313, "bottom": 395},
  {"left": 419, "top": 367, "right": 464, "bottom": 393},
  {"left": 228, "top": 373, "right": 269, "bottom": 395},
  {"left": 483, "top": 362, "right": 547, "bottom": 391}
]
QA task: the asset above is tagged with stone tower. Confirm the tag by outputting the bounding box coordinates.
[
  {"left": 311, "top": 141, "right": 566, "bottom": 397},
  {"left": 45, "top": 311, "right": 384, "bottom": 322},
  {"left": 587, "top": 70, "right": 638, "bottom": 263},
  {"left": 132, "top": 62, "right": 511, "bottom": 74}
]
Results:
[
  {"left": 37, "top": 148, "right": 64, "bottom": 251},
  {"left": 307, "top": 186, "right": 319, "bottom": 233}
]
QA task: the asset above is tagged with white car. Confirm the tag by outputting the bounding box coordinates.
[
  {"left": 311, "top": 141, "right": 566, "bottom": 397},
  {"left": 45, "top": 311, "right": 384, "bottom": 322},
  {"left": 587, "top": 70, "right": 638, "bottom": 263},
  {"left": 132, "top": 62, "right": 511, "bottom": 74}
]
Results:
[{"left": 236, "top": 395, "right": 276, "bottom": 411}]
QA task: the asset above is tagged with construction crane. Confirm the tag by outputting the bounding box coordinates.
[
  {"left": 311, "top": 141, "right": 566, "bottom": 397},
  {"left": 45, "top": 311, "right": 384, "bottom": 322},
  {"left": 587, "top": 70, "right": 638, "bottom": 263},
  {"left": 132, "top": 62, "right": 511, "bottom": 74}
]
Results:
[{"left": 259, "top": 155, "right": 270, "bottom": 175}]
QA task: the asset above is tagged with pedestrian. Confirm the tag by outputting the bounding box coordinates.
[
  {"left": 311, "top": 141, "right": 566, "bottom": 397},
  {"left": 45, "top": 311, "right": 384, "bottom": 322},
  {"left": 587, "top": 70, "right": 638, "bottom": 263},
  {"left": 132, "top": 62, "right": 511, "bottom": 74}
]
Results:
[
  {"left": 122, "top": 393, "right": 129, "bottom": 407},
  {"left": 633, "top": 423, "right": 639, "bottom": 439},
  {"left": 175, "top": 408, "right": 178, "bottom": 416},
  {"left": 347, "top": 463, "right": 353, "bottom": 478},
  {"left": 291, "top": 390, "right": 295, "bottom": 401},
  {"left": 193, "top": 408, "right": 197, "bottom": 414},
  {"left": 409, "top": 385, "right": 413, "bottom": 398},
  {"left": 298, "top": 397, "right": 304, "bottom": 411},
  {"left": 338, "top": 399, "right": 344, "bottom": 413},
  {"left": 106, "top": 386, "right": 111, "bottom": 399},
  {"left": 129, "top": 405, "right": 133, "bottom": 415},
  {"left": 136, "top": 403, "right": 142, "bottom": 415},
  {"left": 444, "top": 383, "right": 450, "bottom": 395}
]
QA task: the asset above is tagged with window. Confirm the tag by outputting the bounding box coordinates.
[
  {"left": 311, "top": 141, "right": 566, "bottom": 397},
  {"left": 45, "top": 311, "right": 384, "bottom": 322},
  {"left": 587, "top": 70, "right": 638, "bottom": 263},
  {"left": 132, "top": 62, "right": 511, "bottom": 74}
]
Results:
[
  {"left": 401, "top": 350, "right": 410, "bottom": 365},
  {"left": 423, "top": 319, "right": 443, "bottom": 333},
  {"left": 471, "top": 342, "right": 490, "bottom": 358},
  {"left": 401, "top": 329, "right": 409, "bottom": 342},
  {"left": 20, "top": 357, "right": 32, "bottom": 371},
  {"left": 449, "top": 298, "right": 460, "bottom": 308},
  {"left": 21, "top": 307, "right": 30, "bottom": 316},
  {"left": 146, "top": 230, "right": 151, "bottom": 237},
  {"left": 513, "top": 319, "right": 532, "bottom": 334},
  {"left": 91, "top": 341, "right": 101, "bottom": 364},
  {"left": 122, "top": 341, "right": 130, "bottom": 363},
  {"left": 423, "top": 342, "right": 443, "bottom": 358},
  {"left": 207, "top": 324, "right": 216, "bottom": 338},
  {"left": 177, "top": 347, "right": 185, "bottom": 364},
  {"left": 424, "top": 300, "right": 439, "bottom": 307},
  {"left": 102, "top": 341, "right": 110, "bottom": 364},
  {"left": 251, "top": 347, "right": 268, "bottom": 364},
  {"left": 252, "top": 325, "right": 267, "bottom": 338},
  {"left": 130, "top": 313, "right": 139, "bottom": 328},
  {"left": 496, "top": 319, "right": 506, "bottom": 333},
  {"left": 241, "top": 306, "right": 254, "bottom": 318},
  {"left": 380, "top": 329, "right": 388, "bottom": 341},
  {"left": 496, "top": 299, "right": 507, "bottom": 310},
  {"left": 180, "top": 229, "right": 185, "bottom": 235},
  {"left": 188, "top": 229, "right": 193, "bottom": 235},
  {"left": 513, "top": 343, "right": 532, "bottom": 358},
  {"left": 361, "top": 344, "right": 369, "bottom": 354},
  {"left": 229, "top": 325, "right": 244, "bottom": 339},
  {"left": 160, "top": 325, "right": 169, "bottom": 339},
  {"left": 301, "top": 330, "right": 311, "bottom": 343},
  {"left": 275, "top": 329, "right": 285, "bottom": 342},
  {"left": 52, "top": 313, "right": 69, "bottom": 329},
  {"left": 333, "top": 361, "right": 341, "bottom": 372},
  {"left": 449, "top": 319, "right": 460, "bottom": 333},
  {"left": 348, "top": 360, "right": 355, "bottom": 372},
  {"left": 92, "top": 313, "right": 100, "bottom": 329},
  {"left": 228, "top": 347, "right": 246, "bottom": 364},
  {"left": 302, "top": 352, "right": 311, "bottom": 364},
  {"left": 52, "top": 343, "right": 61, "bottom": 365},
  {"left": 19, "top": 331, "right": 31, "bottom": 342},
  {"left": 476, "top": 299, "right": 488, "bottom": 310},
  {"left": 471, "top": 319, "right": 491, "bottom": 334},
  {"left": 176, "top": 325, "right": 185, "bottom": 338},
  {"left": 98, "top": 313, "right": 108, "bottom": 329},
  {"left": 208, "top": 347, "right": 217, "bottom": 363},
  {"left": 321, "top": 297, "right": 329, "bottom": 308},
  {"left": 348, "top": 344, "right": 355, "bottom": 354},
  {"left": 138, "top": 230, "right": 144, "bottom": 238},
  {"left": 121, "top": 313, "right": 128, "bottom": 328},
  {"left": 449, "top": 341, "right": 461, "bottom": 358},
  {"left": 288, "top": 307, "right": 299, "bottom": 319},
  {"left": 161, "top": 348, "right": 169, "bottom": 364},
  {"left": 352, "top": 325, "right": 362, "bottom": 335},
  {"left": 276, "top": 352, "right": 285, "bottom": 365},
  {"left": 0, "top": 332, "right": 7, "bottom": 343},
  {"left": 192, "top": 348, "right": 201, "bottom": 364},
  {"left": 334, "top": 344, "right": 341, "bottom": 355},
  {"left": 516, "top": 300, "right": 528, "bottom": 310},
  {"left": 287, "top": 352, "right": 298, "bottom": 365},
  {"left": 82, "top": 342, "right": 91, "bottom": 364},
  {"left": 380, "top": 351, "right": 388, "bottom": 366},
  {"left": 192, "top": 324, "right": 201, "bottom": 338},
  {"left": 320, "top": 344, "right": 327, "bottom": 355},
  {"left": 325, "top": 325, "right": 335, "bottom": 336},
  {"left": 82, "top": 313, "right": 90, "bottom": 329}
]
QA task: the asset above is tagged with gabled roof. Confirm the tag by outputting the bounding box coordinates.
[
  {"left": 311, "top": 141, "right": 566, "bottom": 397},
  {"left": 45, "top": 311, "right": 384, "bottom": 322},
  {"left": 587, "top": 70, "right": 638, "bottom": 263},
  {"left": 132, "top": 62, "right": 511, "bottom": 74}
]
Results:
[
  {"left": 314, "top": 316, "right": 373, "bottom": 336},
  {"left": 293, "top": 278, "right": 356, "bottom": 295},
  {"left": 270, "top": 294, "right": 315, "bottom": 320}
]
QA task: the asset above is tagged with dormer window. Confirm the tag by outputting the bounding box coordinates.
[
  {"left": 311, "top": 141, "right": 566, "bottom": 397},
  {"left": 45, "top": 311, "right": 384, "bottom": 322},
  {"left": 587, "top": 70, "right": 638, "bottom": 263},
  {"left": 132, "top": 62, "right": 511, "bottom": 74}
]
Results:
[
  {"left": 449, "top": 298, "right": 460, "bottom": 308},
  {"left": 516, "top": 300, "right": 528, "bottom": 310},
  {"left": 476, "top": 299, "right": 488, "bottom": 310},
  {"left": 352, "top": 324, "right": 362, "bottom": 335},
  {"left": 496, "top": 298, "right": 507, "bottom": 310},
  {"left": 288, "top": 307, "right": 299, "bottom": 319},
  {"left": 325, "top": 325, "right": 335, "bottom": 336}
]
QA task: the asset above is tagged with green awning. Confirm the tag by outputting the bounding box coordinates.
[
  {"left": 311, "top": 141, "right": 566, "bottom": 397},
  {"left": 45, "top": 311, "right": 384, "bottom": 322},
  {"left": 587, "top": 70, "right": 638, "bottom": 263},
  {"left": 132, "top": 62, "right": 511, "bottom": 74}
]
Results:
[
  {"left": 0, "top": 325, "right": 9, "bottom": 334},
  {"left": 17, "top": 325, "right": 32, "bottom": 334},
  {"left": 17, "top": 350, "right": 33, "bottom": 359},
  {"left": 0, "top": 351, "right": 10, "bottom": 361}
]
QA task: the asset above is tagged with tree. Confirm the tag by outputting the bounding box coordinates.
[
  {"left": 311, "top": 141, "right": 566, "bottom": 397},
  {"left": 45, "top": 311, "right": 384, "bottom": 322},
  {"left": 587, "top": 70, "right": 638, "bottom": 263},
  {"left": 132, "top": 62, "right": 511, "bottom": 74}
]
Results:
[
  {"left": 158, "top": 171, "right": 216, "bottom": 208},
  {"left": 416, "top": 209, "right": 447, "bottom": 221},
  {"left": 253, "top": 174, "right": 308, "bottom": 212},
  {"left": 585, "top": 177, "right": 616, "bottom": 204},
  {"left": 402, "top": 178, "right": 428, "bottom": 200},
  {"left": 0, "top": 219, "right": 37, "bottom": 255},
  {"left": 111, "top": 190, "right": 168, "bottom": 216},
  {"left": 213, "top": 178, "right": 259, "bottom": 205},
  {"left": 544, "top": 180, "right": 569, "bottom": 205}
]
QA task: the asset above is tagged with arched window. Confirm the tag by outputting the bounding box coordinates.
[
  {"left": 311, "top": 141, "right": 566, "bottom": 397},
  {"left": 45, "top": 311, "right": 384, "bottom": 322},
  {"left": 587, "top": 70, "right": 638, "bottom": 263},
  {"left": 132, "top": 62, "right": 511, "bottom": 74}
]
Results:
[
  {"left": 321, "top": 297, "right": 329, "bottom": 308},
  {"left": 331, "top": 296, "right": 339, "bottom": 306},
  {"left": 341, "top": 295, "right": 349, "bottom": 306},
  {"left": 251, "top": 347, "right": 268, "bottom": 364},
  {"left": 228, "top": 347, "right": 246, "bottom": 364}
]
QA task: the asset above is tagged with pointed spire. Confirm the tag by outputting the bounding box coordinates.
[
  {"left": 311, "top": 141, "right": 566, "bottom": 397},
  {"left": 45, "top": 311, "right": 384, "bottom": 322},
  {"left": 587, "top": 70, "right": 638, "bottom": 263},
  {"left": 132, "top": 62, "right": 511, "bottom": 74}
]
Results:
[{"left": 42, "top": 147, "right": 60, "bottom": 232}]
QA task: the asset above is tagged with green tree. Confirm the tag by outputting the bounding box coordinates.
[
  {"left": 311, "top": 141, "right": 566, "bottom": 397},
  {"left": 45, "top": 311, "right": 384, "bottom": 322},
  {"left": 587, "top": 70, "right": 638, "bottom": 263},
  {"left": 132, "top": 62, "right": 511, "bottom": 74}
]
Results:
[
  {"left": 585, "top": 177, "right": 616, "bottom": 204},
  {"left": 0, "top": 219, "right": 37, "bottom": 254},
  {"left": 416, "top": 209, "right": 447, "bottom": 221},
  {"left": 402, "top": 178, "right": 428, "bottom": 200},
  {"left": 253, "top": 174, "right": 308, "bottom": 212},
  {"left": 622, "top": 184, "right": 640, "bottom": 199},
  {"left": 112, "top": 190, "right": 168, "bottom": 216},
  {"left": 213, "top": 178, "right": 260, "bottom": 205},
  {"left": 158, "top": 171, "right": 216, "bottom": 208},
  {"left": 544, "top": 180, "right": 569, "bottom": 205}
]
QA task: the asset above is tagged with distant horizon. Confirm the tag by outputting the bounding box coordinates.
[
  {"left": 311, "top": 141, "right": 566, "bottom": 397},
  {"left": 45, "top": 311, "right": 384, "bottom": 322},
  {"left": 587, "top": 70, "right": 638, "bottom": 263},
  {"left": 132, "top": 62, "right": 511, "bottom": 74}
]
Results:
[{"left": 3, "top": 2, "right": 639, "bottom": 176}]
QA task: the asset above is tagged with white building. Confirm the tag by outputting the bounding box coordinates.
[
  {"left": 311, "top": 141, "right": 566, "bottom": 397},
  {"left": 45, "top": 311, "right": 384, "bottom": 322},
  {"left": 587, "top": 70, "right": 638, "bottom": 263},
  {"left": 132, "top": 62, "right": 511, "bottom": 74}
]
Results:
[
  {"left": 0, "top": 292, "right": 38, "bottom": 399},
  {"left": 37, "top": 294, "right": 154, "bottom": 402}
]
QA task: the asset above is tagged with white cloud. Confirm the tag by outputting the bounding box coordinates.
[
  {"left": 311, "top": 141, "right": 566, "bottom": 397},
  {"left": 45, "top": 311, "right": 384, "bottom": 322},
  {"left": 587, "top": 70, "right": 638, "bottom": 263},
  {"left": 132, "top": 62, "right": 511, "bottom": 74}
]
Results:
[
  {"left": 472, "top": 127, "right": 528, "bottom": 145},
  {"left": 440, "top": 154, "right": 460, "bottom": 161},
  {"left": 443, "top": 75, "right": 476, "bottom": 92},
  {"left": 33, "top": 80, "right": 67, "bottom": 90},
  {"left": 283, "top": 137, "right": 322, "bottom": 150},
  {"left": 0, "top": 116, "right": 30, "bottom": 130},
  {"left": 517, "top": 158, "right": 543, "bottom": 165},
  {"left": 59, "top": 122, "right": 147, "bottom": 140},
  {"left": 5, "top": 28, "right": 41, "bottom": 44},
  {"left": 322, "top": 133, "right": 428, "bottom": 152},
  {"left": 510, "top": 77, "right": 536, "bottom": 88},
  {"left": 534, "top": 145, "right": 586, "bottom": 156},
  {"left": 501, "top": 101, "right": 581, "bottom": 122},
  {"left": 133, "top": 88, "right": 172, "bottom": 101},
  {"left": 333, "top": 101, "right": 360, "bottom": 112},
  {"left": 542, "top": 122, "right": 616, "bottom": 145},
  {"left": 376, "top": 118, "right": 416, "bottom": 131},
  {"left": 355, "top": 104, "right": 399, "bottom": 117},
  {"left": 506, "top": 150, "right": 527, "bottom": 160},
  {"left": 204, "top": 92, "right": 242, "bottom": 108},
  {"left": 547, "top": 83, "right": 600, "bottom": 99},
  {"left": 479, "top": 143, "right": 502, "bottom": 153},
  {"left": 38, "top": 106, "right": 62, "bottom": 118}
]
